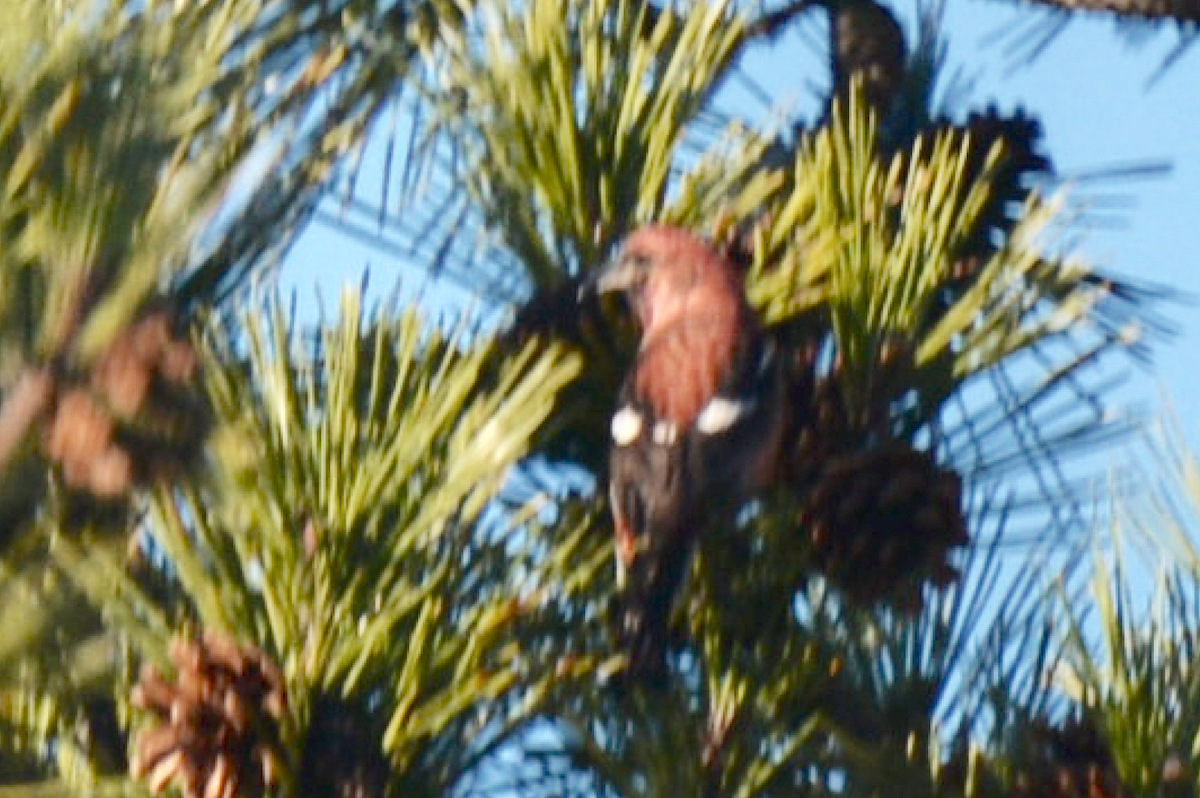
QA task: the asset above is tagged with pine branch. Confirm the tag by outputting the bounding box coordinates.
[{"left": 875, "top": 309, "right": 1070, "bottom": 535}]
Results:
[
  {"left": 0, "top": 369, "right": 53, "bottom": 476},
  {"left": 745, "top": 0, "right": 821, "bottom": 40},
  {"left": 77, "top": 289, "right": 585, "bottom": 796},
  {"left": 1004, "top": 0, "right": 1200, "bottom": 26}
]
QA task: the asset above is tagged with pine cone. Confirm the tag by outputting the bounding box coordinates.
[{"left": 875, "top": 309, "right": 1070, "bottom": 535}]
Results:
[
  {"left": 40, "top": 309, "right": 210, "bottom": 499},
  {"left": 802, "top": 441, "right": 968, "bottom": 610},
  {"left": 1011, "top": 715, "right": 1130, "bottom": 798},
  {"left": 91, "top": 311, "right": 198, "bottom": 419},
  {"left": 91, "top": 309, "right": 209, "bottom": 478},
  {"left": 950, "top": 108, "right": 1050, "bottom": 264},
  {"left": 130, "top": 632, "right": 287, "bottom": 798},
  {"left": 774, "top": 329, "right": 960, "bottom": 610},
  {"left": 43, "top": 388, "right": 134, "bottom": 497},
  {"left": 869, "top": 108, "right": 1051, "bottom": 330},
  {"left": 917, "top": 108, "right": 1051, "bottom": 321},
  {"left": 1161, "top": 753, "right": 1192, "bottom": 798}
]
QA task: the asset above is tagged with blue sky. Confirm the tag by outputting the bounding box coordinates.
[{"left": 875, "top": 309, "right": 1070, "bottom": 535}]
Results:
[
  {"left": 281, "top": 0, "right": 1200, "bottom": 442},
  {"left": 936, "top": 2, "right": 1200, "bottom": 433}
]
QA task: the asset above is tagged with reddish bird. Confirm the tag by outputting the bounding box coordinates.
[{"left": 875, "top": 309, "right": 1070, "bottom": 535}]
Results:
[{"left": 596, "top": 225, "right": 786, "bottom": 678}]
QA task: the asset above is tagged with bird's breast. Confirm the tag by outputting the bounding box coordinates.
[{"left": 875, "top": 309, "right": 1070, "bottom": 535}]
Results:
[{"left": 632, "top": 320, "right": 740, "bottom": 428}]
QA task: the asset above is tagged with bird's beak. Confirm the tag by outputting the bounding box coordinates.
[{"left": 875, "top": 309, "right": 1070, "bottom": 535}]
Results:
[
  {"left": 578, "top": 247, "right": 646, "bottom": 303},
  {"left": 593, "top": 253, "right": 640, "bottom": 296},
  {"left": 578, "top": 254, "right": 635, "bottom": 302}
]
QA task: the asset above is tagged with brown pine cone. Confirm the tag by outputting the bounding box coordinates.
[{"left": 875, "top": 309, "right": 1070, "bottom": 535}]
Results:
[
  {"left": 43, "top": 309, "right": 209, "bottom": 499},
  {"left": 1010, "top": 715, "right": 1132, "bottom": 798},
  {"left": 130, "top": 631, "right": 287, "bottom": 798},
  {"left": 44, "top": 390, "right": 113, "bottom": 468},
  {"left": 43, "top": 389, "right": 134, "bottom": 497},
  {"left": 91, "top": 311, "right": 199, "bottom": 419},
  {"left": 803, "top": 441, "right": 968, "bottom": 610}
]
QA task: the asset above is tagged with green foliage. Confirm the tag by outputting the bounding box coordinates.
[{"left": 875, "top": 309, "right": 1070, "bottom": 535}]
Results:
[
  {"left": 669, "top": 94, "right": 1147, "bottom": 441},
  {"left": 1057, "top": 425, "right": 1200, "bottom": 797},
  {"left": 0, "top": 286, "right": 585, "bottom": 797},
  {"left": 0, "top": 0, "right": 423, "bottom": 363},
  {"left": 408, "top": 1, "right": 1164, "bottom": 793},
  {"left": 492, "top": 489, "right": 1072, "bottom": 798},
  {"left": 0, "top": 1, "right": 1189, "bottom": 798},
  {"left": 0, "top": 532, "right": 136, "bottom": 792},
  {"left": 0, "top": 0, "right": 460, "bottom": 545},
  {"left": 435, "top": 0, "right": 750, "bottom": 283},
  {"left": 118, "top": 291, "right": 577, "bottom": 791}
]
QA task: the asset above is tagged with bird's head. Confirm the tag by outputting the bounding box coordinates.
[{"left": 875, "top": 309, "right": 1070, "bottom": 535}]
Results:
[{"left": 592, "top": 225, "right": 746, "bottom": 339}]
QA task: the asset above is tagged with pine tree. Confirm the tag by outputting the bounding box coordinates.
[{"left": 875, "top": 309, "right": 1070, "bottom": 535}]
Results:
[{"left": 0, "top": 2, "right": 1193, "bottom": 798}]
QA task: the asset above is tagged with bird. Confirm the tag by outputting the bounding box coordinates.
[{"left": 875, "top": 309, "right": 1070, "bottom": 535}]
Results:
[{"left": 593, "top": 225, "right": 786, "bottom": 680}]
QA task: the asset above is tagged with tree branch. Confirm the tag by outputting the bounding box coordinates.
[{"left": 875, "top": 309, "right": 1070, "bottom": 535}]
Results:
[
  {"left": 1008, "top": 0, "right": 1200, "bottom": 26},
  {"left": 0, "top": 368, "right": 54, "bottom": 475},
  {"left": 746, "top": 0, "right": 823, "bottom": 41}
]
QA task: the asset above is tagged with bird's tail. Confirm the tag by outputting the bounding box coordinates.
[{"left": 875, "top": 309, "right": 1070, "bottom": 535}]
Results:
[
  {"left": 616, "top": 526, "right": 695, "bottom": 686},
  {"left": 619, "top": 590, "right": 671, "bottom": 685}
]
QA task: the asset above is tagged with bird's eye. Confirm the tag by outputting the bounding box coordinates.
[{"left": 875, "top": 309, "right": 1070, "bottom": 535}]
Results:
[{"left": 626, "top": 253, "right": 652, "bottom": 271}]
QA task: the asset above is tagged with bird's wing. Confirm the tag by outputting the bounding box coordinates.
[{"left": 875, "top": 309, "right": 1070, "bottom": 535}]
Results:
[{"left": 607, "top": 324, "right": 784, "bottom": 678}]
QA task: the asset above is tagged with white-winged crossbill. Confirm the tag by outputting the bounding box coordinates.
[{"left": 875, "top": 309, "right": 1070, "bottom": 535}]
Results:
[{"left": 595, "top": 225, "right": 786, "bottom": 678}]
